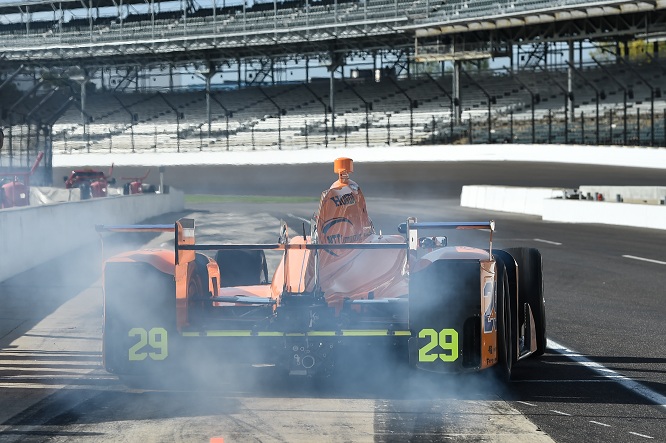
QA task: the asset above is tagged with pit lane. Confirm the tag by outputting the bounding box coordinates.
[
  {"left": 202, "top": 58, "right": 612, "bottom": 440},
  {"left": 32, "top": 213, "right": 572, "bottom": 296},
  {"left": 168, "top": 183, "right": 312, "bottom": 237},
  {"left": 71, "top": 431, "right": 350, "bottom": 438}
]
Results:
[{"left": 1, "top": 162, "right": 665, "bottom": 442}]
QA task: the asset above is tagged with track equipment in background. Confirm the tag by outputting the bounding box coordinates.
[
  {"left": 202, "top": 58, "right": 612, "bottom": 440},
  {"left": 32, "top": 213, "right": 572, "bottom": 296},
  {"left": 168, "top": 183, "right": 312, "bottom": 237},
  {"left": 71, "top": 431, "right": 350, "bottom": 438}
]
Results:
[
  {"left": 64, "top": 164, "right": 116, "bottom": 199},
  {"left": 122, "top": 169, "right": 157, "bottom": 195},
  {"left": 0, "top": 152, "right": 44, "bottom": 209},
  {"left": 98, "top": 158, "right": 545, "bottom": 381}
]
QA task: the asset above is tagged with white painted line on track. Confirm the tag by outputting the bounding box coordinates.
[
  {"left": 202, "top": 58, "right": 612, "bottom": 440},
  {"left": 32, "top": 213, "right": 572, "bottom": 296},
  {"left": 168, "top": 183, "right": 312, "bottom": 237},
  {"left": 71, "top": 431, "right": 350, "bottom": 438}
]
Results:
[
  {"left": 622, "top": 255, "right": 666, "bottom": 266},
  {"left": 589, "top": 421, "right": 611, "bottom": 427},
  {"left": 514, "top": 379, "right": 617, "bottom": 383},
  {"left": 516, "top": 401, "right": 537, "bottom": 407},
  {"left": 548, "top": 339, "right": 666, "bottom": 412},
  {"left": 629, "top": 431, "right": 654, "bottom": 439},
  {"left": 551, "top": 410, "right": 572, "bottom": 416},
  {"left": 288, "top": 214, "right": 312, "bottom": 225},
  {"left": 534, "top": 238, "right": 562, "bottom": 246}
]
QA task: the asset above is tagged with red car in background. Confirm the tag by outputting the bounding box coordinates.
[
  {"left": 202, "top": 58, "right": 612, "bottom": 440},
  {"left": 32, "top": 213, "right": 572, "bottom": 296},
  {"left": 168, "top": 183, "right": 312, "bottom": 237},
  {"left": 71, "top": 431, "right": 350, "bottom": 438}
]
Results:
[
  {"left": 0, "top": 152, "right": 44, "bottom": 209},
  {"left": 64, "top": 165, "right": 116, "bottom": 199},
  {"left": 122, "top": 169, "right": 157, "bottom": 195}
]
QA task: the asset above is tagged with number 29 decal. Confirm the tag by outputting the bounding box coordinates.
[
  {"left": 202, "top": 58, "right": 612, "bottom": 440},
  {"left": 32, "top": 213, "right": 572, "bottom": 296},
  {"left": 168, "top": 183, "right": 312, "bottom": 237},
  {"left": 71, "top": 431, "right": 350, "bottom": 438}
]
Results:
[
  {"left": 128, "top": 327, "right": 168, "bottom": 361},
  {"left": 418, "top": 328, "right": 459, "bottom": 362}
]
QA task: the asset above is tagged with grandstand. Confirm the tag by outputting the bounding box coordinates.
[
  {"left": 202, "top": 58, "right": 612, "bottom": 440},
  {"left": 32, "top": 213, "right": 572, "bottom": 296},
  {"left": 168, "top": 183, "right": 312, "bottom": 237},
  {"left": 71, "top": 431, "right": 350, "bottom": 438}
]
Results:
[{"left": 1, "top": 0, "right": 666, "bottom": 180}]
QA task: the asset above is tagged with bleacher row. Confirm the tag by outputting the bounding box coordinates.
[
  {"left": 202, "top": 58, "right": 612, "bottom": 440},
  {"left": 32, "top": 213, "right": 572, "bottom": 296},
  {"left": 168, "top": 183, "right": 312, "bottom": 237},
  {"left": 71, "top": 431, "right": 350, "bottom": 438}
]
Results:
[
  {"left": 4, "top": 59, "right": 666, "bottom": 156},
  {"left": 9, "top": 59, "right": 666, "bottom": 154}
]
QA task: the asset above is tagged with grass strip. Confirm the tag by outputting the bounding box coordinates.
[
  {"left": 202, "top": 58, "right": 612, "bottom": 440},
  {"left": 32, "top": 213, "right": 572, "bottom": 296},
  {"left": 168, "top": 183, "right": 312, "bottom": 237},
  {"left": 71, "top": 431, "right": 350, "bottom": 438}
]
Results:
[{"left": 185, "top": 194, "right": 318, "bottom": 204}]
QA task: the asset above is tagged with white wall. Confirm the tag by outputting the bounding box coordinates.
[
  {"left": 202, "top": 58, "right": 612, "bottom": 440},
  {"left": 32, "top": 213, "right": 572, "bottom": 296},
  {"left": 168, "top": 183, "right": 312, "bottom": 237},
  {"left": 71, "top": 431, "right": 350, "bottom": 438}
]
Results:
[
  {"left": 542, "top": 199, "right": 666, "bottom": 230},
  {"left": 461, "top": 185, "right": 666, "bottom": 231},
  {"left": 0, "top": 191, "right": 184, "bottom": 282},
  {"left": 460, "top": 186, "right": 566, "bottom": 216}
]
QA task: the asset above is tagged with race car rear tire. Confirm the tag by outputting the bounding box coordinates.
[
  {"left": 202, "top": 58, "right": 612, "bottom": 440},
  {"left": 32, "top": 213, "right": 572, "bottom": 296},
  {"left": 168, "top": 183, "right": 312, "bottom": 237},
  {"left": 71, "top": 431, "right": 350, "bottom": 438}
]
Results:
[
  {"left": 79, "top": 182, "right": 91, "bottom": 200},
  {"left": 215, "top": 250, "right": 268, "bottom": 287},
  {"left": 103, "top": 263, "right": 177, "bottom": 377},
  {"left": 188, "top": 253, "right": 212, "bottom": 322},
  {"left": 505, "top": 247, "right": 546, "bottom": 357},
  {"left": 105, "top": 258, "right": 209, "bottom": 385},
  {"left": 494, "top": 262, "right": 513, "bottom": 381}
]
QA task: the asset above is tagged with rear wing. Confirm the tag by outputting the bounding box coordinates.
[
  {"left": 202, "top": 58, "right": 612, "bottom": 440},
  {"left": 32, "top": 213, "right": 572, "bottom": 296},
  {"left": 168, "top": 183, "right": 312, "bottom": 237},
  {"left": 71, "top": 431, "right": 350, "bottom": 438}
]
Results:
[
  {"left": 97, "top": 219, "right": 409, "bottom": 298},
  {"left": 97, "top": 218, "right": 496, "bottom": 262},
  {"left": 96, "top": 219, "right": 406, "bottom": 259},
  {"left": 98, "top": 218, "right": 496, "bottom": 299},
  {"left": 398, "top": 219, "right": 495, "bottom": 260},
  {"left": 96, "top": 224, "right": 175, "bottom": 233}
]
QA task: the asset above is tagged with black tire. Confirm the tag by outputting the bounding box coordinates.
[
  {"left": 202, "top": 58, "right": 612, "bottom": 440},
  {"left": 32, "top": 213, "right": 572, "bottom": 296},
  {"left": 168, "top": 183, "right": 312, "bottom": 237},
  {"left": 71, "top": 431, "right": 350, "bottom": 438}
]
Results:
[
  {"left": 188, "top": 254, "right": 211, "bottom": 322},
  {"left": 494, "top": 262, "right": 513, "bottom": 381},
  {"left": 505, "top": 247, "right": 546, "bottom": 357},
  {"left": 103, "top": 263, "right": 177, "bottom": 378},
  {"left": 188, "top": 255, "right": 207, "bottom": 298},
  {"left": 79, "top": 182, "right": 91, "bottom": 200},
  {"left": 142, "top": 184, "right": 157, "bottom": 193},
  {"left": 493, "top": 250, "right": 518, "bottom": 367},
  {"left": 123, "top": 183, "right": 130, "bottom": 195},
  {"left": 215, "top": 250, "right": 268, "bottom": 287},
  {"left": 106, "top": 258, "right": 211, "bottom": 388}
]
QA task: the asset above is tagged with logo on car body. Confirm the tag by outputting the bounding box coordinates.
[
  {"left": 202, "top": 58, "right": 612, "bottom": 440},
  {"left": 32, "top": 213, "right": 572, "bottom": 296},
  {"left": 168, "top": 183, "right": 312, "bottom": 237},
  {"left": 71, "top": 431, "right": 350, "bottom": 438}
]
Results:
[
  {"left": 483, "top": 281, "right": 496, "bottom": 334},
  {"left": 330, "top": 192, "right": 356, "bottom": 207},
  {"left": 321, "top": 217, "right": 358, "bottom": 255}
]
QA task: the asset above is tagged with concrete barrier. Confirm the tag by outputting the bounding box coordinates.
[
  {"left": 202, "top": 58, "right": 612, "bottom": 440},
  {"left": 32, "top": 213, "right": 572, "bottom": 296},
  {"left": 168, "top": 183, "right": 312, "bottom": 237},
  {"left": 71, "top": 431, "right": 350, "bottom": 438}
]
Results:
[
  {"left": 461, "top": 185, "right": 666, "bottom": 231},
  {"left": 461, "top": 186, "right": 566, "bottom": 216},
  {"left": 542, "top": 199, "right": 666, "bottom": 230},
  {"left": 30, "top": 186, "right": 80, "bottom": 205},
  {"left": 0, "top": 191, "right": 184, "bottom": 282}
]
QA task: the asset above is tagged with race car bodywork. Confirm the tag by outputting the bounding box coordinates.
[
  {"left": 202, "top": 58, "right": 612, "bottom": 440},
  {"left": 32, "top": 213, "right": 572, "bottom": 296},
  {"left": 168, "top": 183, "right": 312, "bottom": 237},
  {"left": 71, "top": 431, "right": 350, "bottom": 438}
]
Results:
[
  {"left": 121, "top": 169, "right": 157, "bottom": 195},
  {"left": 64, "top": 165, "right": 115, "bottom": 199},
  {"left": 100, "top": 158, "right": 545, "bottom": 380},
  {"left": 0, "top": 152, "right": 43, "bottom": 208}
]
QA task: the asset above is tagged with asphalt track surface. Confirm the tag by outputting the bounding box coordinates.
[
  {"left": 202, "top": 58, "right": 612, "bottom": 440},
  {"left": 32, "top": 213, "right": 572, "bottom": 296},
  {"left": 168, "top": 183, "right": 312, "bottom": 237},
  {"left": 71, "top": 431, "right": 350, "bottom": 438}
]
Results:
[{"left": 1, "top": 162, "right": 665, "bottom": 442}]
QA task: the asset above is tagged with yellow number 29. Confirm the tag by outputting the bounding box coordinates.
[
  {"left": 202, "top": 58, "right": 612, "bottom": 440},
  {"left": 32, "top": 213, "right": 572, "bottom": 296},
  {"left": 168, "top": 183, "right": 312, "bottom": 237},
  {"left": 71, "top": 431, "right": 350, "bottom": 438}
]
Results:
[
  {"left": 128, "top": 327, "right": 168, "bottom": 361},
  {"left": 418, "top": 328, "right": 459, "bottom": 363}
]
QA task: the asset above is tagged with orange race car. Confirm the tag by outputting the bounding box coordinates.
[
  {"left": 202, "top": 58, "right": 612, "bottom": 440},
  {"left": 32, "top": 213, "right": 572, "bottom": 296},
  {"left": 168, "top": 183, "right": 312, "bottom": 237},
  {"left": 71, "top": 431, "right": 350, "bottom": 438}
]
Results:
[{"left": 99, "top": 158, "right": 546, "bottom": 381}]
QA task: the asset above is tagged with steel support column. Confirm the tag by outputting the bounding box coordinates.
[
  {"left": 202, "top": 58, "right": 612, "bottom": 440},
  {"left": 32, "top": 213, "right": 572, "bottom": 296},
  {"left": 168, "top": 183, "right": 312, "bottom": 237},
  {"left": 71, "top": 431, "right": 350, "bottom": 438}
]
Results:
[{"left": 453, "top": 60, "right": 461, "bottom": 125}]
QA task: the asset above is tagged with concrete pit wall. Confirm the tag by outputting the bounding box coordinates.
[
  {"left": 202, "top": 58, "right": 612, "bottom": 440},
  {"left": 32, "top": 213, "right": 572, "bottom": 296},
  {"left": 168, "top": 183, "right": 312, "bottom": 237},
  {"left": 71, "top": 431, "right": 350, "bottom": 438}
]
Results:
[
  {"left": 0, "top": 191, "right": 184, "bottom": 283},
  {"left": 461, "top": 185, "right": 666, "bottom": 231},
  {"left": 542, "top": 199, "right": 666, "bottom": 230},
  {"left": 460, "top": 186, "right": 567, "bottom": 216}
]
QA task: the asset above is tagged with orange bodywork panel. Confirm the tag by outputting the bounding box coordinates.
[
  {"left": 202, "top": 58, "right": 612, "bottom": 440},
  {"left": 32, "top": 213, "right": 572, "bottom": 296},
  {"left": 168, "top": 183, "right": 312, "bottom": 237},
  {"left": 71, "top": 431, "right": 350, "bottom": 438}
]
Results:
[
  {"left": 272, "top": 236, "right": 311, "bottom": 295},
  {"left": 479, "top": 259, "right": 498, "bottom": 370},
  {"left": 106, "top": 249, "right": 176, "bottom": 275}
]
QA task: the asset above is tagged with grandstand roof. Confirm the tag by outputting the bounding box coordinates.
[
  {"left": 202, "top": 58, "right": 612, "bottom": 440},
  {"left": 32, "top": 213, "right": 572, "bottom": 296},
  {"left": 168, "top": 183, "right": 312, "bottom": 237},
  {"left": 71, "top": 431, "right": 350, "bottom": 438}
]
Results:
[{"left": 2, "top": 0, "right": 666, "bottom": 71}]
